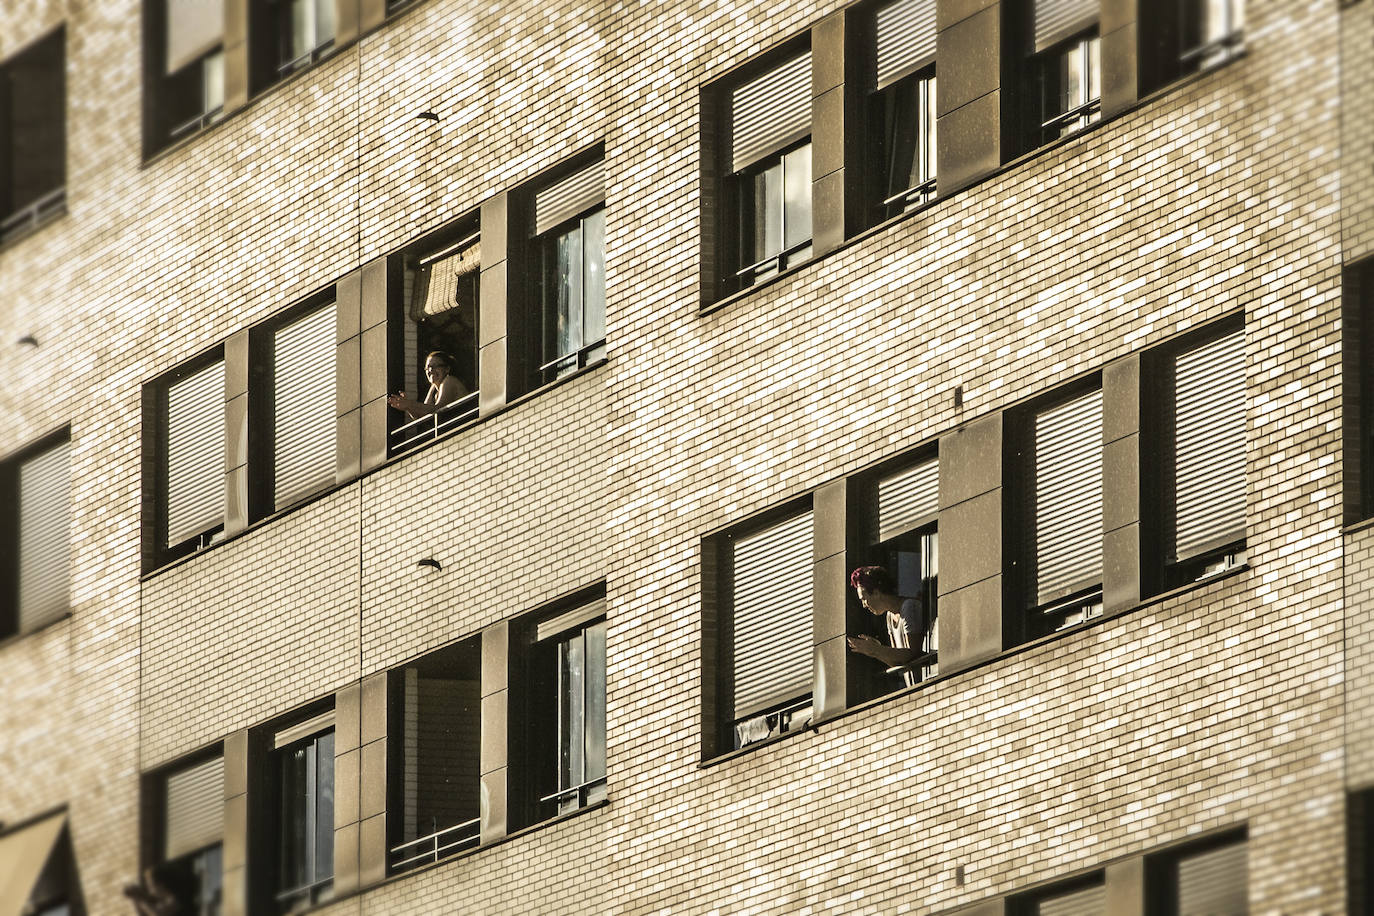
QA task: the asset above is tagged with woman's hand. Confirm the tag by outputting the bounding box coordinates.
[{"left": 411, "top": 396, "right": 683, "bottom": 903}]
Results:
[{"left": 846, "top": 633, "right": 886, "bottom": 660}]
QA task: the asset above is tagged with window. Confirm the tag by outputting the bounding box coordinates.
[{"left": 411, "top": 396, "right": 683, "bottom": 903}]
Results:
[
  {"left": 1, "top": 28, "right": 66, "bottom": 243},
  {"left": 154, "top": 353, "right": 226, "bottom": 564},
  {"left": 393, "top": 222, "right": 481, "bottom": 453},
  {"left": 1022, "top": 0, "right": 1100, "bottom": 149},
  {"left": 0, "top": 813, "right": 84, "bottom": 916},
  {"left": 868, "top": 0, "right": 937, "bottom": 221},
  {"left": 854, "top": 454, "right": 939, "bottom": 698},
  {"left": 711, "top": 506, "right": 814, "bottom": 751},
  {"left": 1009, "top": 872, "right": 1105, "bottom": 916},
  {"left": 1146, "top": 322, "right": 1247, "bottom": 589},
  {"left": 145, "top": 0, "right": 225, "bottom": 148},
  {"left": 251, "top": 297, "right": 337, "bottom": 516},
  {"left": 0, "top": 432, "right": 71, "bottom": 639},
  {"left": 528, "top": 158, "right": 606, "bottom": 390},
  {"left": 511, "top": 595, "right": 607, "bottom": 827},
  {"left": 1350, "top": 790, "right": 1374, "bottom": 916},
  {"left": 1140, "top": 0, "right": 1244, "bottom": 93},
  {"left": 1014, "top": 384, "right": 1104, "bottom": 639},
  {"left": 150, "top": 754, "right": 225, "bottom": 916},
  {"left": 259, "top": 0, "right": 335, "bottom": 83},
  {"left": 387, "top": 639, "right": 482, "bottom": 873},
  {"left": 270, "top": 712, "right": 334, "bottom": 913},
  {"left": 720, "top": 50, "right": 813, "bottom": 293},
  {"left": 1146, "top": 832, "right": 1247, "bottom": 916},
  {"left": 1344, "top": 259, "right": 1374, "bottom": 522}
]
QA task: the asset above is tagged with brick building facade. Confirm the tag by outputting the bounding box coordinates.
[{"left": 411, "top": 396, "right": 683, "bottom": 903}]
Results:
[{"left": 0, "top": 0, "right": 1368, "bottom": 913}]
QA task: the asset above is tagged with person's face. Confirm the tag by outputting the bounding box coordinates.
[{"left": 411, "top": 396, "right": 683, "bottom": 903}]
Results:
[
  {"left": 425, "top": 358, "right": 449, "bottom": 385},
  {"left": 855, "top": 584, "right": 886, "bottom": 616}
]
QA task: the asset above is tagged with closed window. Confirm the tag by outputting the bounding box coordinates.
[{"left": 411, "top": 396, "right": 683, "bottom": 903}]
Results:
[
  {"left": 158, "top": 354, "right": 227, "bottom": 562},
  {"left": 1022, "top": 0, "right": 1100, "bottom": 149},
  {"left": 1018, "top": 384, "right": 1104, "bottom": 637},
  {"left": 271, "top": 713, "right": 335, "bottom": 913},
  {"left": 268, "top": 0, "right": 335, "bottom": 78},
  {"left": 1146, "top": 833, "right": 1247, "bottom": 916},
  {"left": 387, "top": 638, "right": 482, "bottom": 873},
  {"left": 722, "top": 51, "right": 813, "bottom": 292},
  {"left": 152, "top": 754, "right": 225, "bottom": 916},
  {"left": 868, "top": 0, "right": 937, "bottom": 221},
  {"left": 145, "top": 0, "right": 224, "bottom": 148},
  {"left": 1140, "top": 0, "right": 1244, "bottom": 93},
  {"left": 1350, "top": 790, "right": 1374, "bottom": 916},
  {"left": 530, "top": 159, "right": 606, "bottom": 389},
  {"left": 1, "top": 28, "right": 66, "bottom": 243},
  {"left": 1343, "top": 259, "right": 1374, "bottom": 522},
  {"left": 712, "top": 507, "right": 814, "bottom": 751},
  {"left": 1010, "top": 872, "right": 1105, "bottom": 916},
  {"left": 0, "top": 432, "right": 71, "bottom": 638},
  {"left": 1149, "top": 323, "right": 1247, "bottom": 587}
]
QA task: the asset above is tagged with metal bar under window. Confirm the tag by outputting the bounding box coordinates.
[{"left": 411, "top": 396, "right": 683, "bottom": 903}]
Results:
[
  {"left": 389, "top": 391, "right": 481, "bottom": 455},
  {"left": 734, "top": 238, "right": 812, "bottom": 280},
  {"left": 277, "top": 40, "right": 334, "bottom": 76},
  {"left": 539, "top": 776, "right": 607, "bottom": 807},
  {"left": 538, "top": 340, "right": 606, "bottom": 378},
  {"left": 0, "top": 188, "right": 67, "bottom": 242},
  {"left": 274, "top": 875, "right": 332, "bottom": 904},
  {"left": 1041, "top": 98, "right": 1101, "bottom": 133},
  {"left": 881, "top": 176, "right": 937, "bottom": 210},
  {"left": 388, "top": 817, "right": 481, "bottom": 872}
]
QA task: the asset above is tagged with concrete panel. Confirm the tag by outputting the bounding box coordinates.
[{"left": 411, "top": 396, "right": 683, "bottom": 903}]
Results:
[
  {"left": 1106, "top": 857, "right": 1145, "bottom": 916},
  {"left": 812, "top": 167, "right": 847, "bottom": 258},
  {"left": 939, "top": 574, "right": 1003, "bottom": 672},
  {"left": 360, "top": 323, "right": 388, "bottom": 404},
  {"left": 812, "top": 85, "right": 846, "bottom": 180},
  {"left": 479, "top": 264, "right": 508, "bottom": 349},
  {"left": 479, "top": 338, "right": 508, "bottom": 416},
  {"left": 1102, "top": 355, "right": 1140, "bottom": 444},
  {"left": 482, "top": 622, "right": 509, "bottom": 696},
  {"left": 335, "top": 269, "right": 361, "bottom": 344},
  {"left": 811, "top": 11, "right": 845, "bottom": 96},
  {"left": 813, "top": 480, "right": 847, "bottom": 561},
  {"left": 941, "top": 413, "right": 1003, "bottom": 509},
  {"left": 333, "top": 0, "right": 360, "bottom": 47},
  {"left": 333, "top": 747, "right": 360, "bottom": 826},
  {"left": 1101, "top": 24, "right": 1139, "bottom": 119},
  {"left": 224, "top": 392, "right": 247, "bottom": 473},
  {"left": 937, "top": 6, "right": 1002, "bottom": 117},
  {"left": 1103, "top": 522, "right": 1141, "bottom": 615},
  {"left": 480, "top": 193, "right": 509, "bottom": 264},
  {"left": 334, "top": 681, "right": 360, "bottom": 752},
  {"left": 938, "top": 0, "right": 999, "bottom": 31},
  {"left": 335, "top": 336, "right": 360, "bottom": 418},
  {"left": 223, "top": 730, "right": 248, "bottom": 798},
  {"left": 1100, "top": 0, "right": 1137, "bottom": 36},
  {"left": 361, "top": 397, "right": 388, "bottom": 473},
  {"left": 335, "top": 408, "right": 360, "bottom": 484},
  {"left": 360, "top": 739, "right": 387, "bottom": 820},
  {"left": 360, "top": 671, "right": 387, "bottom": 746},
  {"left": 813, "top": 552, "right": 849, "bottom": 642},
  {"left": 332, "top": 821, "right": 359, "bottom": 896},
  {"left": 480, "top": 691, "right": 508, "bottom": 776},
  {"left": 224, "top": 465, "right": 248, "bottom": 537},
  {"left": 939, "top": 489, "right": 1002, "bottom": 593},
  {"left": 937, "top": 89, "right": 1004, "bottom": 193},
  {"left": 222, "top": 792, "right": 247, "bottom": 871},
  {"left": 224, "top": 329, "right": 250, "bottom": 398},
  {"left": 479, "top": 769, "right": 507, "bottom": 844},
  {"left": 813, "top": 636, "right": 848, "bottom": 724},
  {"left": 358, "top": 813, "right": 388, "bottom": 888},
  {"left": 360, "top": 258, "right": 389, "bottom": 332},
  {"left": 359, "top": 0, "right": 386, "bottom": 31},
  {"left": 1103, "top": 434, "right": 1139, "bottom": 534}
]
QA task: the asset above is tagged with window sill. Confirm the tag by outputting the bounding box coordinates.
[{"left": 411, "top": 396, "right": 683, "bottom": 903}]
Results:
[
  {"left": 0, "top": 611, "right": 73, "bottom": 651},
  {"left": 1342, "top": 515, "right": 1374, "bottom": 537},
  {"left": 0, "top": 196, "right": 68, "bottom": 253}
]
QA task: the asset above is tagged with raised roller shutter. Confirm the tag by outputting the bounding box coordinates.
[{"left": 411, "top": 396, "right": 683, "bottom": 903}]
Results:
[
  {"left": 273, "top": 302, "right": 337, "bottom": 511},
  {"left": 1037, "top": 883, "right": 1105, "bottom": 916},
  {"left": 731, "top": 510, "right": 813, "bottom": 719},
  {"left": 1032, "top": 0, "right": 1098, "bottom": 52},
  {"left": 876, "top": 456, "right": 939, "bottom": 542},
  {"left": 17, "top": 439, "right": 70, "bottom": 632},
  {"left": 1170, "top": 328, "right": 1246, "bottom": 562},
  {"left": 1033, "top": 388, "right": 1103, "bottom": 604},
  {"left": 535, "top": 160, "right": 605, "bottom": 236},
  {"left": 165, "top": 359, "right": 225, "bottom": 549},
  {"left": 165, "top": 756, "right": 225, "bottom": 861},
  {"left": 166, "top": 0, "right": 223, "bottom": 73},
  {"left": 1177, "top": 839, "right": 1247, "bottom": 916},
  {"left": 874, "top": 0, "right": 937, "bottom": 90},
  {"left": 730, "top": 52, "right": 812, "bottom": 174}
]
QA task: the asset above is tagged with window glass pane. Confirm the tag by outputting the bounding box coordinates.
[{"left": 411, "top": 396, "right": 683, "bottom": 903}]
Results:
[
  {"left": 583, "top": 208, "right": 605, "bottom": 349},
  {"left": 925, "top": 76, "right": 937, "bottom": 184},
  {"left": 782, "top": 143, "right": 812, "bottom": 251},
  {"left": 203, "top": 51, "right": 224, "bottom": 113},
  {"left": 313, "top": 732, "right": 334, "bottom": 883},
  {"left": 560, "top": 634, "right": 587, "bottom": 790},
  {"left": 544, "top": 224, "right": 583, "bottom": 371},
  {"left": 751, "top": 161, "right": 783, "bottom": 266},
  {"left": 278, "top": 745, "right": 309, "bottom": 893},
  {"left": 314, "top": 0, "right": 334, "bottom": 48},
  {"left": 585, "top": 621, "right": 607, "bottom": 786},
  {"left": 1060, "top": 42, "right": 1084, "bottom": 112}
]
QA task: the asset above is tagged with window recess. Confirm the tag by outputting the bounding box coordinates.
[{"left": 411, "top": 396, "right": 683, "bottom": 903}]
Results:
[
  {"left": 162, "top": 356, "right": 227, "bottom": 558},
  {"left": 1022, "top": 0, "right": 1100, "bottom": 149},
  {"left": 1140, "top": 0, "right": 1244, "bottom": 94},
  {"left": 1146, "top": 832, "right": 1248, "bottom": 916},
  {"left": 1009, "top": 872, "right": 1106, "bottom": 916},
  {"left": 261, "top": 0, "right": 335, "bottom": 83},
  {"left": 0, "top": 29, "right": 66, "bottom": 244},
  {"left": 260, "top": 299, "right": 338, "bottom": 514},
  {"left": 869, "top": 0, "right": 937, "bottom": 221},
  {"left": 147, "top": 0, "right": 224, "bottom": 148},
  {"left": 725, "top": 51, "right": 813, "bottom": 291},
  {"left": 271, "top": 713, "right": 335, "bottom": 913},
  {"left": 0, "top": 432, "right": 72, "bottom": 638},
  {"left": 152, "top": 754, "right": 225, "bottom": 916}
]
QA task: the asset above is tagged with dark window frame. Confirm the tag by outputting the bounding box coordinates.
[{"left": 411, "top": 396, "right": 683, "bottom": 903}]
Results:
[
  {"left": 1006, "top": 869, "right": 1106, "bottom": 916},
  {"left": 532, "top": 205, "right": 607, "bottom": 389},
  {"left": 267, "top": 716, "right": 336, "bottom": 914},
  {"left": 1027, "top": 28, "right": 1101, "bottom": 150},
  {"left": 250, "top": 0, "right": 336, "bottom": 92},
  {"left": 867, "top": 63, "right": 937, "bottom": 224},
  {"left": 0, "top": 427, "right": 72, "bottom": 640},
  {"left": 1344, "top": 258, "right": 1374, "bottom": 525},
  {"left": 140, "top": 0, "right": 224, "bottom": 154},
  {"left": 0, "top": 27, "right": 67, "bottom": 245},
  {"left": 1139, "top": 0, "right": 1245, "bottom": 95},
  {"left": 141, "top": 747, "right": 226, "bottom": 916},
  {"left": 1143, "top": 828, "right": 1248, "bottom": 916}
]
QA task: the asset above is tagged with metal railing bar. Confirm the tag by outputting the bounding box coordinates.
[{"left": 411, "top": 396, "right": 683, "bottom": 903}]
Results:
[
  {"left": 882, "top": 177, "right": 937, "bottom": 208},
  {"left": 540, "top": 776, "right": 607, "bottom": 804},
  {"left": 735, "top": 239, "right": 812, "bottom": 279}
]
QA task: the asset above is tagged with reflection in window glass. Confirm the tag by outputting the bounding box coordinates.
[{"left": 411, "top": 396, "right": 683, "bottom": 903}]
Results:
[
  {"left": 554, "top": 620, "right": 607, "bottom": 816},
  {"left": 1039, "top": 35, "right": 1100, "bottom": 145},
  {"left": 739, "top": 142, "right": 812, "bottom": 286},
  {"left": 876, "top": 71, "right": 937, "bottom": 220},
  {"left": 539, "top": 207, "right": 606, "bottom": 385},
  {"left": 276, "top": 730, "right": 333, "bottom": 913}
]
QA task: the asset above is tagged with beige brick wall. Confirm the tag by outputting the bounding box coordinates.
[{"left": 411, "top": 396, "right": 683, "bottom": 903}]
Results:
[{"left": 0, "top": 0, "right": 1360, "bottom": 913}]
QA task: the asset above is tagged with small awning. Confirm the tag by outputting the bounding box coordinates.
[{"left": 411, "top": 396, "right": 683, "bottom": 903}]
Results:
[{"left": 0, "top": 812, "right": 66, "bottom": 916}]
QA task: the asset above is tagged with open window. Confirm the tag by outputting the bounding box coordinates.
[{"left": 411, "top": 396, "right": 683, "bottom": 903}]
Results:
[
  {"left": 867, "top": 0, "right": 937, "bottom": 222},
  {"left": 1012, "top": 382, "right": 1104, "bottom": 640},
  {"left": 253, "top": 0, "right": 335, "bottom": 89},
  {"left": 511, "top": 592, "right": 607, "bottom": 828},
  {"left": 1144, "top": 320, "right": 1247, "bottom": 590},
  {"left": 146, "top": 752, "right": 225, "bottom": 916},
  {"left": 526, "top": 157, "right": 606, "bottom": 391},
  {"left": 1140, "top": 0, "right": 1244, "bottom": 94},
  {"left": 268, "top": 711, "right": 335, "bottom": 913},
  {"left": 1021, "top": 0, "right": 1100, "bottom": 150},
  {"left": 1, "top": 28, "right": 66, "bottom": 243},
  {"left": 392, "top": 218, "right": 481, "bottom": 453},
  {"left": 0, "top": 430, "right": 71, "bottom": 639},
  {"left": 144, "top": 0, "right": 224, "bottom": 151},
  {"left": 386, "top": 637, "right": 482, "bottom": 873}
]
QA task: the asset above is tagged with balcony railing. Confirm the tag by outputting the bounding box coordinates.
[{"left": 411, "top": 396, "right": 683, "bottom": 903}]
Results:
[
  {"left": 0, "top": 188, "right": 66, "bottom": 244},
  {"left": 541, "top": 775, "right": 607, "bottom": 815},
  {"left": 389, "top": 817, "right": 480, "bottom": 873},
  {"left": 389, "top": 391, "right": 480, "bottom": 455},
  {"left": 733, "top": 695, "right": 811, "bottom": 749}
]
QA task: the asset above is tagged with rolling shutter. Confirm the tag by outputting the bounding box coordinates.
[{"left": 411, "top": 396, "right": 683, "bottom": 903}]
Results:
[
  {"left": 17, "top": 439, "right": 70, "bottom": 632},
  {"left": 165, "top": 756, "right": 225, "bottom": 861},
  {"left": 730, "top": 52, "right": 812, "bottom": 173},
  {"left": 165, "top": 359, "right": 225, "bottom": 549},
  {"left": 273, "top": 303, "right": 337, "bottom": 511},
  {"left": 1033, "top": 388, "right": 1103, "bottom": 604},
  {"left": 411, "top": 236, "right": 480, "bottom": 320},
  {"left": 274, "top": 710, "right": 335, "bottom": 749},
  {"left": 166, "top": 0, "right": 223, "bottom": 73},
  {"left": 874, "top": 0, "right": 937, "bottom": 90},
  {"left": 731, "top": 511, "right": 813, "bottom": 719},
  {"left": 877, "top": 456, "right": 939, "bottom": 542},
  {"left": 535, "top": 160, "right": 605, "bottom": 236},
  {"left": 1177, "top": 839, "right": 1247, "bottom": 916},
  {"left": 1032, "top": 0, "right": 1097, "bottom": 53},
  {"left": 1037, "top": 883, "right": 1105, "bottom": 916},
  {"left": 1171, "top": 329, "right": 1246, "bottom": 562}
]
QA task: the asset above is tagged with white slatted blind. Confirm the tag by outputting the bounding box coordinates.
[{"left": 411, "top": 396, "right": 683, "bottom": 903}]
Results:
[
  {"left": 1033, "top": 0, "right": 1098, "bottom": 52},
  {"left": 730, "top": 52, "right": 812, "bottom": 173},
  {"left": 874, "top": 0, "right": 938, "bottom": 89},
  {"left": 166, "top": 0, "right": 223, "bottom": 73},
  {"left": 1033, "top": 389, "right": 1103, "bottom": 604},
  {"left": 1171, "top": 329, "right": 1246, "bottom": 562},
  {"left": 17, "top": 440, "right": 70, "bottom": 632},
  {"left": 1037, "top": 883, "right": 1106, "bottom": 916},
  {"left": 731, "top": 511, "right": 813, "bottom": 719},
  {"left": 165, "top": 756, "right": 224, "bottom": 861},
  {"left": 412, "top": 239, "right": 479, "bottom": 320},
  {"left": 273, "top": 303, "right": 337, "bottom": 511},
  {"left": 535, "top": 160, "right": 605, "bottom": 236},
  {"left": 1177, "top": 840, "right": 1247, "bottom": 916},
  {"left": 877, "top": 457, "right": 939, "bottom": 542},
  {"left": 165, "top": 360, "right": 225, "bottom": 549}
]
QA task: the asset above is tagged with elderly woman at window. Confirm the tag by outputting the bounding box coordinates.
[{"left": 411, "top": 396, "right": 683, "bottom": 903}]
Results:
[{"left": 386, "top": 351, "right": 469, "bottom": 419}]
